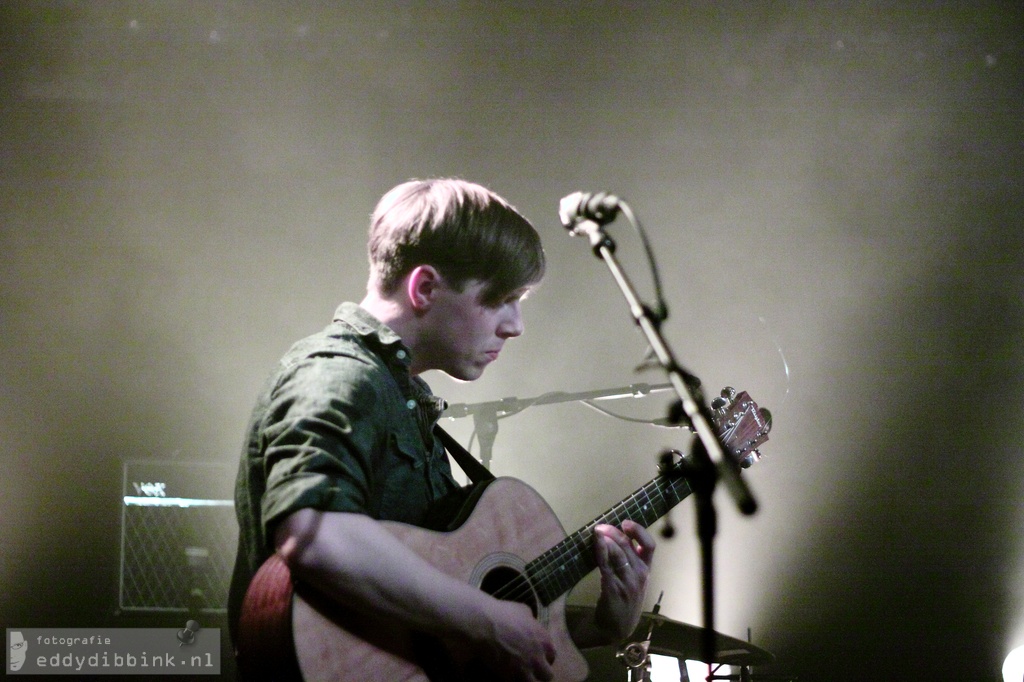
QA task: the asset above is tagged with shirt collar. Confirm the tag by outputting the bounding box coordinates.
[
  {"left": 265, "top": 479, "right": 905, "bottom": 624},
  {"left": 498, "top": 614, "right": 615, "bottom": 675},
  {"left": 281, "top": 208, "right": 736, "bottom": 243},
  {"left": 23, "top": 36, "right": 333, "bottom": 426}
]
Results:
[
  {"left": 332, "top": 302, "right": 413, "bottom": 373},
  {"left": 332, "top": 302, "right": 404, "bottom": 348},
  {"left": 332, "top": 302, "right": 447, "bottom": 419}
]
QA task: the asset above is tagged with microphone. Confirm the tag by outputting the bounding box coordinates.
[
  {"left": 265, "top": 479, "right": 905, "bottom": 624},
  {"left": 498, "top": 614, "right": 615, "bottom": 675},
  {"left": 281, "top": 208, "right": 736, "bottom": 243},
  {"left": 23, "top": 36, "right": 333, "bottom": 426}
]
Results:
[{"left": 558, "top": 191, "right": 621, "bottom": 231}]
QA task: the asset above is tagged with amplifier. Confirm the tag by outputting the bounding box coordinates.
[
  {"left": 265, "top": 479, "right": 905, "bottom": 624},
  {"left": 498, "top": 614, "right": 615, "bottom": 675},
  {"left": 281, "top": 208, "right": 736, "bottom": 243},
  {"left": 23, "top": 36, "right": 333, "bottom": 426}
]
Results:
[{"left": 118, "top": 460, "right": 237, "bottom": 614}]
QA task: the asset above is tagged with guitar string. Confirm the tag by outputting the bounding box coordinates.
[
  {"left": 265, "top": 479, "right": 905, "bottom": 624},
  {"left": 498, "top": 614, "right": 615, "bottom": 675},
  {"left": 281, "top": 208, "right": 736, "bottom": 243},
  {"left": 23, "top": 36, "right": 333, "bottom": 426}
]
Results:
[
  {"left": 486, "top": 475, "right": 690, "bottom": 606},
  {"left": 532, "top": 480, "right": 670, "bottom": 596},
  {"left": 535, "top": 479, "right": 678, "bottom": 595},
  {"left": 488, "top": 478, "right": 680, "bottom": 605},
  {"left": 484, "top": 406, "right": 763, "bottom": 605}
]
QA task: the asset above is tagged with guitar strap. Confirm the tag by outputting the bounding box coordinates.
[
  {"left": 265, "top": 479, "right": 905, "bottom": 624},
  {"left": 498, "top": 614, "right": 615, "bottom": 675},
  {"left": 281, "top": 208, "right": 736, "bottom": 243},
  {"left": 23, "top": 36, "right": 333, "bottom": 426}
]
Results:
[{"left": 433, "top": 425, "right": 496, "bottom": 483}]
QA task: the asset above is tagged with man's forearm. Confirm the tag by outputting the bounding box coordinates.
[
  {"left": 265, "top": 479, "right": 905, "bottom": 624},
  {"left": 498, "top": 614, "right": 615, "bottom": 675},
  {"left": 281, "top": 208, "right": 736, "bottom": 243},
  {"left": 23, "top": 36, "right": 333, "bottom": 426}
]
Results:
[{"left": 274, "top": 508, "right": 496, "bottom": 639}]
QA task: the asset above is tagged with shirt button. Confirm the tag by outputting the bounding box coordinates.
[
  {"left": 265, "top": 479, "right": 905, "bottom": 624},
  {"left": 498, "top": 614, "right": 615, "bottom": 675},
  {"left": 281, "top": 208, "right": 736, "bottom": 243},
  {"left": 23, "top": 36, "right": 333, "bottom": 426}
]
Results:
[
  {"left": 395, "top": 349, "right": 407, "bottom": 360},
  {"left": 406, "top": 399, "right": 416, "bottom": 409}
]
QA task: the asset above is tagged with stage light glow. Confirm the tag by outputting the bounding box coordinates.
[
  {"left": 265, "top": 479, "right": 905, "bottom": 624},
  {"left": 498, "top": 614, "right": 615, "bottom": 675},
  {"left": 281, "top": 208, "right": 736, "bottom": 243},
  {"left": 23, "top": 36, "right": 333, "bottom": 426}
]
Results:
[
  {"left": 1003, "top": 645, "right": 1024, "bottom": 682},
  {"left": 648, "top": 654, "right": 725, "bottom": 682}
]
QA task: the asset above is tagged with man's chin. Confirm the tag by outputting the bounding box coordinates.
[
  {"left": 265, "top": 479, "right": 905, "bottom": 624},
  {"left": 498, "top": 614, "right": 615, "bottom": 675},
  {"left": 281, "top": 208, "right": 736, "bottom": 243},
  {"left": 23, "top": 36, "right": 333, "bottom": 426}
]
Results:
[{"left": 440, "top": 365, "right": 487, "bottom": 383}]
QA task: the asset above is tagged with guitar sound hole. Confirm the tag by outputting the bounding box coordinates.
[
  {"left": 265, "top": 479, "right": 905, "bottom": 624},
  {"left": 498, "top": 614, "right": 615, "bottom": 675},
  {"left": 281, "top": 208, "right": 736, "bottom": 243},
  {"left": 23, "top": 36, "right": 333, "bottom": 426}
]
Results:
[{"left": 479, "top": 566, "right": 538, "bottom": 618}]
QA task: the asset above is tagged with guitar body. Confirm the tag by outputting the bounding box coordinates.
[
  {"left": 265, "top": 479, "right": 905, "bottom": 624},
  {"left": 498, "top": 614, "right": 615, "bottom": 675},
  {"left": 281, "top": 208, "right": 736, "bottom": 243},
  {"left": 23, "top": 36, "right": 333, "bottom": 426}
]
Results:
[{"left": 239, "top": 477, "right": 589, "bottom": 682}]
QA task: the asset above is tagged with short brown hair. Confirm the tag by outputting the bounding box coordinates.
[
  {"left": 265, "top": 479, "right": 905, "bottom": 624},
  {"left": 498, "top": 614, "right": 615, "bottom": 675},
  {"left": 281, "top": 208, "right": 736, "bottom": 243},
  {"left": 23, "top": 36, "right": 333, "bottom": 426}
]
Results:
[{"left": 367, "top": 178, "right": 545, "bottom": 305}]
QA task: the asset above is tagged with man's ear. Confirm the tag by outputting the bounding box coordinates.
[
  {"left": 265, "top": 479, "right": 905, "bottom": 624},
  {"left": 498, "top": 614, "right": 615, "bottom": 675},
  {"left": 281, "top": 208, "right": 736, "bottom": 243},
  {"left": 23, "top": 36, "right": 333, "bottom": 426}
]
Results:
[{"left": 406, "top": 265, "right": 441, "bottom": 312}]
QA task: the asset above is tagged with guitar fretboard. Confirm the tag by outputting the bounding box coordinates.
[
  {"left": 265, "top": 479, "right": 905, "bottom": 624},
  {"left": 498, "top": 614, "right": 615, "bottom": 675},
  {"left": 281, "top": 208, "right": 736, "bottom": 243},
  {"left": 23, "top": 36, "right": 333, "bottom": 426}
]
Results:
[{"left": 526, "top": 472, "right": 694, "bottom": 606}]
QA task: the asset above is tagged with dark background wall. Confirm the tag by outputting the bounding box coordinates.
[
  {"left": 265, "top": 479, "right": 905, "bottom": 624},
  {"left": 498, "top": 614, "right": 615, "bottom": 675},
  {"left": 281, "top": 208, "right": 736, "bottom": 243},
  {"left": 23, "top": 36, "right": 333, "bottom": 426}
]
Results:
[{"left": 2, "top": 2, "right": 1022, "bottom": 681}]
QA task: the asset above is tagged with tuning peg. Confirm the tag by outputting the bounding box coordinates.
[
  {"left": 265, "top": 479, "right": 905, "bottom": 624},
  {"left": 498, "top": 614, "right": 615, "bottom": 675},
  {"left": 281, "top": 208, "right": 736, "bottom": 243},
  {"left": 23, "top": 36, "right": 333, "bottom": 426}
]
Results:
[
  {"left": 712, "top": 386, "right": 735, "bottom": 410},
  {"left": 739, "top": 450, "right": 762, "bottom": 469},
  {"left": 711, "top": 386, "right": 738, "bottom": 411}
]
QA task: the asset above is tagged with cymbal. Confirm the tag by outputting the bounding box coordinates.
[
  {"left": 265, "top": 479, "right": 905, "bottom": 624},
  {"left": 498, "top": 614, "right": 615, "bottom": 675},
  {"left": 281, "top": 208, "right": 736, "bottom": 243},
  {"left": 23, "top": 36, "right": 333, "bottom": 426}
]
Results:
[{"left": 567, "top": 606, "right": 774, "bottom": 667}]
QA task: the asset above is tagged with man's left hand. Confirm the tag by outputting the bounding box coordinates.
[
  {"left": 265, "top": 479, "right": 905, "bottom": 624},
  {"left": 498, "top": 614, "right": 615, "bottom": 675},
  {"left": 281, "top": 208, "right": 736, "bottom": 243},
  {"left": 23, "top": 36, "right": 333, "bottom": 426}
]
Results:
[{"left": 592, "top": 520, "right": 657, "bottom": 641}]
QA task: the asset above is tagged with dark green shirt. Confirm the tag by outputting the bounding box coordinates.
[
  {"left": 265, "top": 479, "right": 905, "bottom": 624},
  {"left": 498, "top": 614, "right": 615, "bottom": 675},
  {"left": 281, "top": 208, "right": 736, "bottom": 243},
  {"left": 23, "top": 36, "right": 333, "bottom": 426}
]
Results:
[{"left": 228, "top": 302, "right": 459, "bottom": 638}]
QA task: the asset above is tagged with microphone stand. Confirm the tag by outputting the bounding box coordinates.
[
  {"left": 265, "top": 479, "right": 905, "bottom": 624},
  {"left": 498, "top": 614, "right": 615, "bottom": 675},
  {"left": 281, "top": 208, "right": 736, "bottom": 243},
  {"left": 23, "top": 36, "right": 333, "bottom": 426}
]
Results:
[
  {"left": 443, "top": 383, "right": 675, "bottom": 469},
  {"left": 568, "top": 212, "right": 758, "bottom": 668}
]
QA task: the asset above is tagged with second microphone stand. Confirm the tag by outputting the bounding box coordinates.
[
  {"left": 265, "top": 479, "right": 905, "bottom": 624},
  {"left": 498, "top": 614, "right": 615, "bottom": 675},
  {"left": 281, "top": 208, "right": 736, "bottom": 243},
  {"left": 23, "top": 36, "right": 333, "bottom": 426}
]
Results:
[{"left": 443, "top": 382, "right": 674, "bottom": 469}]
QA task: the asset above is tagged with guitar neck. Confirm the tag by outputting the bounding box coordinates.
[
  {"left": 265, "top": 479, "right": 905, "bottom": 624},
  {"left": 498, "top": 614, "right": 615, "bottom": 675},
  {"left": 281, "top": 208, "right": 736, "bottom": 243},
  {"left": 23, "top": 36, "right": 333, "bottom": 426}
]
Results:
[{"left": 526, "top": 472, "right": 694, "bottom": 606}]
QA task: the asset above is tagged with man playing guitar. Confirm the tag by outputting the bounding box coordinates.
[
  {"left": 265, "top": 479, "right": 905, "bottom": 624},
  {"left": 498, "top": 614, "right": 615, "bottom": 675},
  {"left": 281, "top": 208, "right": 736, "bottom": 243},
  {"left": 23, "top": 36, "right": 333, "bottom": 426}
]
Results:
[{"left": 229, "top": 178, "right": 656, "bottom": 682}]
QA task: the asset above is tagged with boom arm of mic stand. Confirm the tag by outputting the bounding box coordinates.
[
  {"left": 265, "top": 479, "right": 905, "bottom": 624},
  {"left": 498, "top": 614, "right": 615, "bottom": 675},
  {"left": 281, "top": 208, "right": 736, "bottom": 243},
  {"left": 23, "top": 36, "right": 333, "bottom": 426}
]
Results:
[
  {"left": 442, "top": 383, "right": 674, "bottom": 420},
  {"left": 444, "top": 383, "right": 675, "bottom": 470},
  {"left": 574, "top": 218, "right": 758, "bottom": 516},
  {"left": 473, "top": 406, "right": 499, "bottom": 470}
]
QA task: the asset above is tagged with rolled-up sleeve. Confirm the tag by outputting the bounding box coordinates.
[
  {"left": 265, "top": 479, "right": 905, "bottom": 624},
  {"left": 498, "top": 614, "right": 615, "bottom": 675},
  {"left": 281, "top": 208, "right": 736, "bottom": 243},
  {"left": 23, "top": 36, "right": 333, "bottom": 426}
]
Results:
[{"left": 258, "top": 353, "right": 383, "bottom": 537}]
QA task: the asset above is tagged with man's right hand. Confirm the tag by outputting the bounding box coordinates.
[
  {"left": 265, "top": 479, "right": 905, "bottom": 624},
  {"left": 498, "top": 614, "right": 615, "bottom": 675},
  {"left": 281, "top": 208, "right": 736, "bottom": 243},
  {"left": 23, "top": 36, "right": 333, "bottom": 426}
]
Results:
[{"left": 469, "top": 599, "right": 556, "bottom": 682}]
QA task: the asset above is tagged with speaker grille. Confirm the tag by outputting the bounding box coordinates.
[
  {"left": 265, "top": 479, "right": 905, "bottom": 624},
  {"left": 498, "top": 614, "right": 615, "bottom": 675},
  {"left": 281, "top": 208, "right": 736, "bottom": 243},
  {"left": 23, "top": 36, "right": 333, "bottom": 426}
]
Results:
[{"left": 119, "top": 461, "right": 237, "bottom": 613}]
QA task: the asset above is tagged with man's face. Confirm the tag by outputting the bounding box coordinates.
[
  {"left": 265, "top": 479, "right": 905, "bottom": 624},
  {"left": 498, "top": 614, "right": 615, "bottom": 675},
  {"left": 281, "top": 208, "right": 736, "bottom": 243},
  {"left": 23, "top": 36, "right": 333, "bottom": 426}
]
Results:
[{"left": 418, "top": 278, "right": 528, "bottom": 381}]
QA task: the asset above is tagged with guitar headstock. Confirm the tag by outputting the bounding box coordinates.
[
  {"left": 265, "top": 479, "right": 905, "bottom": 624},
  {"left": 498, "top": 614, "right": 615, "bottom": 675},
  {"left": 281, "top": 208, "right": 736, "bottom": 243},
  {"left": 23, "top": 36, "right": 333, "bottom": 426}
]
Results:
[{"left": 710, "top": 387, "right": 771, "bottom": 469}]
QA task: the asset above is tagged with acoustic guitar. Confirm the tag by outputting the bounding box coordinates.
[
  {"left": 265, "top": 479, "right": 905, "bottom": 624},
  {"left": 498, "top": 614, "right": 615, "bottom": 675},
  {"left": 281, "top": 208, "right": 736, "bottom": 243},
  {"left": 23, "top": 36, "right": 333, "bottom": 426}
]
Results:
[{"left": 237, "top": 388, "right": 771, "bottom": 682}]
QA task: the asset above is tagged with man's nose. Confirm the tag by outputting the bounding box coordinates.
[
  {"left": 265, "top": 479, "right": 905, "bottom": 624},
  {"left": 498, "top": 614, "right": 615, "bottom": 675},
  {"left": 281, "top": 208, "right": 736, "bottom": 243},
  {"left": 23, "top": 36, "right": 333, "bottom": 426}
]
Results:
[{"left": 498, "top": 303, "right": 524, "bottom": 338}]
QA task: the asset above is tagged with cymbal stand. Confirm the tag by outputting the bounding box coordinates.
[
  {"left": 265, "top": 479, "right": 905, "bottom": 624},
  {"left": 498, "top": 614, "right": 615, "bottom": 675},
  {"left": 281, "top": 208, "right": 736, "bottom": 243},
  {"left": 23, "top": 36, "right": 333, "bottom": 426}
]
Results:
[
  {"left": 705, "top": 663, "right": 751, "bottom": 682},
  {"left": 617, "top": 592, "right": 664, "bottom": 682}
]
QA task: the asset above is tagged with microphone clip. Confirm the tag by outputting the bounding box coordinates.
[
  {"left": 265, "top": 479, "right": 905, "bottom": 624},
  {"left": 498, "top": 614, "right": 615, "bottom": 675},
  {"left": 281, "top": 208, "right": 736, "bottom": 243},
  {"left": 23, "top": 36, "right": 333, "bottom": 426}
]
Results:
[{"left": 559, "top": 191, "right": 621, "bottom": 233}]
